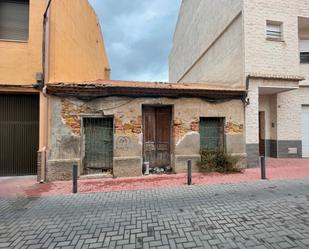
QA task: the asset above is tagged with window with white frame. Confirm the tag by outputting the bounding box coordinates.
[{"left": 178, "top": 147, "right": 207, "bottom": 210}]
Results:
[
  {"left": 300, "top": 40, "right": 309, "bottom": 63},
  {"left": 0, "top": 0, "right": 30, "bottom": 41},
  {"left": 266, "top": 20, "right": 283, "bottom": 41}
]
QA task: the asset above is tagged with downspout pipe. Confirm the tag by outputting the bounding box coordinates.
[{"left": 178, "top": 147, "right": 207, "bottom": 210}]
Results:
[
  {"left": 42, "top": 0, "right": 52, "bottom": 85},
  {"left": 39, "top": 0, "right": 52, "bottom": 182},
  {"left": 244, "top": 75, "right": 250, "bottom": 105}
]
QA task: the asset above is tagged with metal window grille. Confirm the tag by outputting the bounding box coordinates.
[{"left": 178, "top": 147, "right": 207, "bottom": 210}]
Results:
[
  {"left": 83, "top": 117, "right": 113, "bottom": 172},
  {"left": 200, "top": 117, "right": 225, "bottom": 151}
]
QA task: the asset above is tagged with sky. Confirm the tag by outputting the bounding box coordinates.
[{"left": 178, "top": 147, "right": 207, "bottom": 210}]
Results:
[{"left": 89, "top": 0, "right": 181, "bottom": 82}]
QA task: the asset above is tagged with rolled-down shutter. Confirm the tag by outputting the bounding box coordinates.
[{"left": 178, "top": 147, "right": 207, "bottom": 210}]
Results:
[
  {"left": 300, "top": 40, "right": 309, "bottom": 63},
  {"left": 300, "top": 40, "right": 309, "bottom": 53},
  {"left": 0, "top": 0, "right": 29, "bottom": 41}
]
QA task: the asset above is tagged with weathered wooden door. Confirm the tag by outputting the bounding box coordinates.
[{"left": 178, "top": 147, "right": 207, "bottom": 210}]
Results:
[
  {"left": 143, "top": 106, "right": 172, "bottom": 168},
  {"left": 83, "top": 117, "right": 113, "bottom": 173}
]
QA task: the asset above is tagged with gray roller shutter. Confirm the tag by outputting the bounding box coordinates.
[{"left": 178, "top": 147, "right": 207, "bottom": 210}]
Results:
[{"left": 0, "top": 0, "right": 29, "bottom": 41}]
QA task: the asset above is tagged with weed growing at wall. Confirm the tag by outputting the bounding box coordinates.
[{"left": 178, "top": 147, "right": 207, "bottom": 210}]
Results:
[{"left": 198, "top": 149, "right": 242, "bottom": 173}]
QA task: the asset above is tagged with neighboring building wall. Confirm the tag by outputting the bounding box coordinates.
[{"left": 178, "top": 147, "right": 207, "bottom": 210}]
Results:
[
  {"left": 300, "top": 64, "right": 309, "bottom": 85},
  {"left": 243, "top": 1, "right": 309, "bottom": 162},
  {"left": 243, "top": 0, "right": 309, "bottom": 76},
  {"left": 275, "top": 86, "right": 309, "bottom": 157},
  {"left": 46, "top": 96, "right": 245, "bottom": 181},
  {"left": 169, "top": 0, "right": 244, "bottom": 86},
  {"left": 47, "top": 0, "right": 110, "bottom": 83},
  {"left": 0, "top": 0, "right": 46, "bottom": 87}
]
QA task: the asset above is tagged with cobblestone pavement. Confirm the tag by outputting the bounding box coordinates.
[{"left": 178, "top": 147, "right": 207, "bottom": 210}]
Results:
[{"left": 0, "top": 179, "right": 309, "bottom": 249}]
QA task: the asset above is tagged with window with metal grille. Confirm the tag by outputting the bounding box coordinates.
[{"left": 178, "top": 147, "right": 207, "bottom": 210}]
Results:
[
  {"left": 83, "top": 117, "right": 113, "bottom": 171},
  {"left": 0, "top": 0, "right": 29, "bottom": 41},
  {"left": 200, "top": 117, "right": 225, "bottom": 150},
  {"left": 266, "top": 21, "right": 283, "bottom": 41},
  {"left": 300, "top": 40, "right": 309, "bottom": 63}
]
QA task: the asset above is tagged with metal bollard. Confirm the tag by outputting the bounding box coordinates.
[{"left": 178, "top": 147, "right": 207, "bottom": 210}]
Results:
[
  {"left": 144, "top": 162, "right": 150, "bottom": 175},
  {"left": 187, "top": 160, "right": 192, "bottom": 185},
  {"left": 73, "top": 164, "right": 78, "bottom": 193},
  {"left": 260, "top": 156, "right": 266, "bottom": 180}
]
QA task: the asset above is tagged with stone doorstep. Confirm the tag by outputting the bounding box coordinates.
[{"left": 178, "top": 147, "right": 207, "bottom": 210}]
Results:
[{"left": 79, "top": 173, "right": 113, "bottom": 180}]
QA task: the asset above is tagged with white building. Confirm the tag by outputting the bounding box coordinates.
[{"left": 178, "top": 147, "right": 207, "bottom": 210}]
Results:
[{"left": 169, "top": 0, "right": 309, "bottom": 166}]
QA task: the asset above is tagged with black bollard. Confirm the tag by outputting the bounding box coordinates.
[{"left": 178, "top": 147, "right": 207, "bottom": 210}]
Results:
[
  {"left": 260, "top": 156, "right": 266, "bottom": 180},
  {"left": 73, "top": 164, "right": 78, "bottom": 193},
  {"left": 187, "top": 160, "right": 192, "bottom": 185}
]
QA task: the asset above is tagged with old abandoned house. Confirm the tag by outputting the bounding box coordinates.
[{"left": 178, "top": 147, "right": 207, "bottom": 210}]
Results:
[{"left": 44, "top": 81, "right": 246, "bottom": 181}]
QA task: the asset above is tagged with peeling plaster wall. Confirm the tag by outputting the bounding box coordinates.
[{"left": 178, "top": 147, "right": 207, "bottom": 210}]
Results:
[{"left": 47, "top": 96, "right": 245, "bottom": 181}]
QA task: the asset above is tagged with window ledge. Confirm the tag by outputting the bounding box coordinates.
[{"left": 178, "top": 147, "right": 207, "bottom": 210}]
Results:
[
  {"left": 266, "top": 37, "right": 285, "bottom": 42},
  {"left": 0, "top": 39, "right": 28, "bottom": 43}
]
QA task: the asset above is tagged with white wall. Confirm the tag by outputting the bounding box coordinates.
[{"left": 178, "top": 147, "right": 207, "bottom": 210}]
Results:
[
  {"left": 243, "top": 0, "right": 309, "bottom": 77},
  {"left": 300, "top": 64, "right": 309, "bottom": 85},
  {"left": 169, "top": 0, "right": 244, "bottom": 86},
  {"left": 259, "top": 95, "right": 277, "bottom": 140}
]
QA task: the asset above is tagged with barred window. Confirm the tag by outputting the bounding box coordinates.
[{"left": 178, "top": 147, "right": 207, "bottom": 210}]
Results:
[{"left": 200, "top": 117, "right": 225, "bottom": 150}]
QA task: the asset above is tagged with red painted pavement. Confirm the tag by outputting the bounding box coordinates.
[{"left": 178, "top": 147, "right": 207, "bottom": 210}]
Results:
[{"left": 0, "top": 159, "right": 308, "bottom": 198}]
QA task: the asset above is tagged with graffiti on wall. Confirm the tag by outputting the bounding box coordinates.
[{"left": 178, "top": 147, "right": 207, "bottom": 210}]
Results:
[{"left": 116, "top": 136, "right": 132, "bottom": 151}]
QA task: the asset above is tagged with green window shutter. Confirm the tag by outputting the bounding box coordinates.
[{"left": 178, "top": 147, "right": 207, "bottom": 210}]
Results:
[{"left": 200, "top": 117, "right": 225, "bottom": 150}]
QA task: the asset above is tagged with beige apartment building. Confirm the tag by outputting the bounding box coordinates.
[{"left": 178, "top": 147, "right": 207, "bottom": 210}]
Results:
[{"left": 170, "top": 0, "right": 309, "bottom": 166}]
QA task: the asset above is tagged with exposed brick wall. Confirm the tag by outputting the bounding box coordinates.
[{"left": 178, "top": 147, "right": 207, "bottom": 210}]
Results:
[
  {"left": 174, "top": 118, "right": 203, "bottom": 143},
  {"left": 61, "top": 99, "right": 98, "bottom": 136},
  {"left": 224, "top": 122, "right": 244, "bottom": 134},
  {"left": 174, "top": 118, "right": 244, "bottom": 144},
  {"left": 115, "top": 116, "right": 142, "bottom": 135}
]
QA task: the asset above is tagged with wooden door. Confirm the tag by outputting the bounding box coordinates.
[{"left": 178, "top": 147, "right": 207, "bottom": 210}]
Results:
[{"left": 143, "top": 106, "right": 171, "bottom": 168}]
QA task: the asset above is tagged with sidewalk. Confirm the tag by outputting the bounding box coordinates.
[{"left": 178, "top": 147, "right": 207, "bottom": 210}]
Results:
[{"left": 1, "top": 159, "right": 309, "bottom": 198}]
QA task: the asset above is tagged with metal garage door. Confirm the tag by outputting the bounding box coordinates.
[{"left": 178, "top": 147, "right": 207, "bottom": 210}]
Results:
[
  {"left": 302, "top": 106, "right": 309, "bottom": 157},
  {"left": 0, "top": 94, "right": 39, "bottom": 176}
]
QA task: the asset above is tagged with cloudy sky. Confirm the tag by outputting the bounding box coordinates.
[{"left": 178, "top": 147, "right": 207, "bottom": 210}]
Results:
[{"left": 89, "top": 0, "right": 181, "bottom": 82}]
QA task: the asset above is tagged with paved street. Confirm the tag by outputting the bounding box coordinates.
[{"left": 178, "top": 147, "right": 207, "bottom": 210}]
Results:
[{"left": 0, "top": 179, "right": 309, "bottom": 249}]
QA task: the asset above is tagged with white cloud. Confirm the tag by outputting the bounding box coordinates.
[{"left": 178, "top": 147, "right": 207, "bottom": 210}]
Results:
[{"left": 89, "top": 0, "right": 181, "bottom": 82}]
